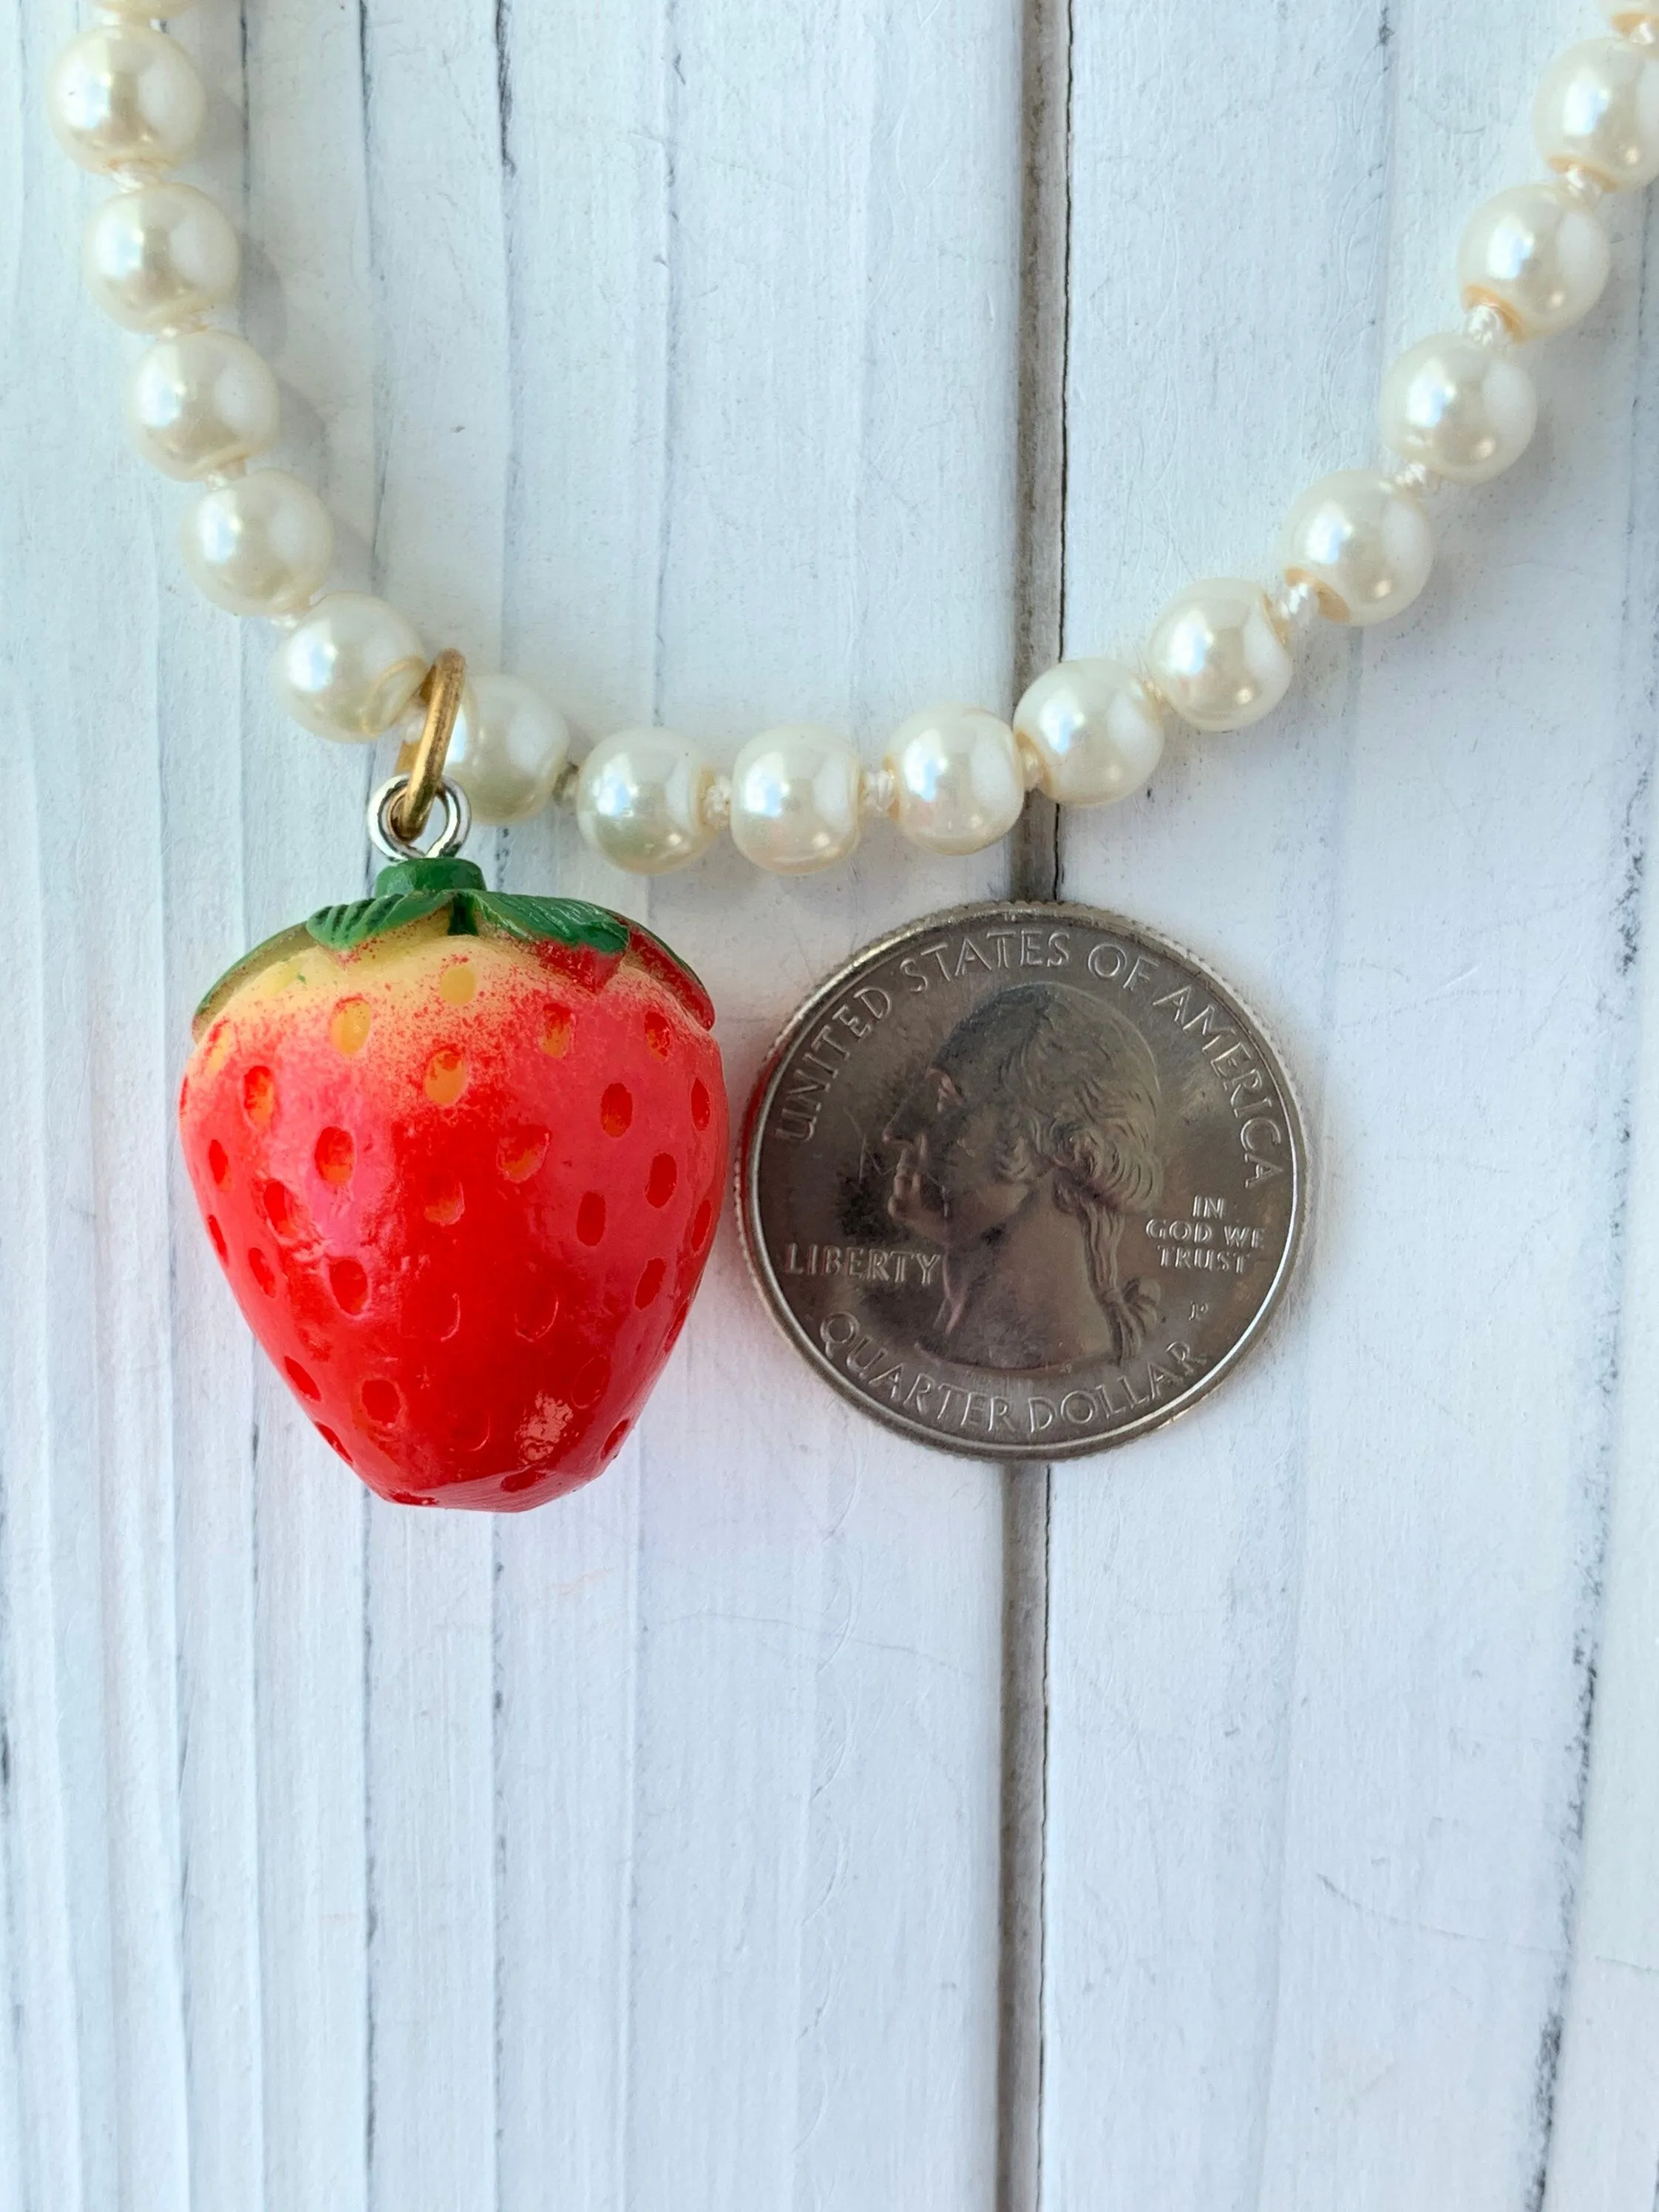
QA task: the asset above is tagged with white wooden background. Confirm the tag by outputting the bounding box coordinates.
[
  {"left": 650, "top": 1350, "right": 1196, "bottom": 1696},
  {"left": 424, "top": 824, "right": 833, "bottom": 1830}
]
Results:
[{"left": 3, "top": 1, "right": 1658, "bottom": 2206}]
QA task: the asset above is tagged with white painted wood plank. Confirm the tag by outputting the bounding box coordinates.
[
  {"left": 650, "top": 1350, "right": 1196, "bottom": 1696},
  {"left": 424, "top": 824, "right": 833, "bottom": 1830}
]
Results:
[
  {"left": 1044, "top": 6, "right": 1400, "bottom": 2199},
  {"left": 491, "top": 5, "right": 1015, "bottom": 2206},
  {"left": 1250, "top": 18, "right": 1658, "bottom": 2201},
  {"left": 1050, "top": 3, "right": 1659, "bottom": 2208},
  {"left": 0, "top": 10, "right": 96, "bottom": 2203},
  {"left": 3, "top": 5, "right": 201, "bottom": 2208},
  {"left": 614, "top": 0, "right": 1019, "bottom": 2185},
  {"left": 160, "top": 15, "right": 269, "bottom": 2207},
  {"left": 10, "top": 3, "right": 1018, "bottom": 2205},
  {"left": 1541, "top": 190, "right": 1659, "bottom": 2212}
]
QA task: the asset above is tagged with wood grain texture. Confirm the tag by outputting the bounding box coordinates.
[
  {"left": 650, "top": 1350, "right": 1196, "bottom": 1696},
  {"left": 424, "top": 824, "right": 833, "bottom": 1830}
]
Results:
[
  {"left": 8, "top": 3, "right": 1014, "bottom": 2209},
  {"left": 1053, "top": 3, "right": 1659, "bottom": 2208},
  {"left": 3, "top": 1, "right": 1658, "bottom": 2209}
]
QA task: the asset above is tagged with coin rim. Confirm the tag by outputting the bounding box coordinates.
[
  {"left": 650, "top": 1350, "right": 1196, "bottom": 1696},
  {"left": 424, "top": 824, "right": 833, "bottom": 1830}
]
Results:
[{"left": 736, "top": 899, "right": 1311, "bottom": 1463}]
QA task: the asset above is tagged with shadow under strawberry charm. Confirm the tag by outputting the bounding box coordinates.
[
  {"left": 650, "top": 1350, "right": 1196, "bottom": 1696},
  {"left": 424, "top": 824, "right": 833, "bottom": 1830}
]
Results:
[{"left": 179, "top": 660, "right": 727, "bottom": 1511}]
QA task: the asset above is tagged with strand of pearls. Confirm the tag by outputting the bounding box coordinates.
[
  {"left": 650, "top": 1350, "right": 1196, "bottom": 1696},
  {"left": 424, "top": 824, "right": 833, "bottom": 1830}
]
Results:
[{"left": 48, "top": 3, "right": 1659, "bottom": 869}]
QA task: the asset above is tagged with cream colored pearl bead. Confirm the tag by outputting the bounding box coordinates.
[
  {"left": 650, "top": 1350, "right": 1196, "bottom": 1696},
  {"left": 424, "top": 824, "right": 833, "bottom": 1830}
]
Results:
[
  {"left": 126, "top": 330, "right": 279, "bottom": 481},
  {"left": 1280, "top": 470, "right": 1434, "bottom": 628},
  {"left": 1379, "top": 334, "right": 1537, "bottom": 486},
  {"left": 445, "top": 674, "right": 571, "bottom": 826},
  {"left": 48, "top": 27, "right": 205, "bottom": 174},
  {"left": 83, "top": 183, "right": 239, "bottom": 333},
  {"left": 884, "top": 705, "right": 1025, "bottom": 855},
  {"left": 181, "top": 470, "right": 333, "bottom": 617},
  {"left": 1458, "top": 184, "right": 1611, "bottom": 341},
  {"left": 728, "top": 725, "right": 863, "bottom": 874},
  {"left": 272, "top": 594, "right": 426, "bottom": 742},
  {"left": 577, "top": 730, "right": 719, "bottom": 874},
  {"left": 1013, "top": 659, "right": 1164, "bottom": 804},
  {"left": 1536, "top": 38, "right": 1659, "bottom": 189},
  {"left": 1145, "top": 580, "right": 1292, "bottom": 733}
]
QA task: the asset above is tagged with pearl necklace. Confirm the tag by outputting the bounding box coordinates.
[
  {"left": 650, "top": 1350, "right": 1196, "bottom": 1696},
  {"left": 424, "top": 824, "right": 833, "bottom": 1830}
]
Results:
[{"left": 45, "top": 3, "right": 1659, "bottom": 878}]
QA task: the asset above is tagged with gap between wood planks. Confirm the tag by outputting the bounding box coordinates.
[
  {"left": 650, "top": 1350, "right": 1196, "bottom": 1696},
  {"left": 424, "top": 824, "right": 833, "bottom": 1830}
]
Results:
[{"left": 997, "top": 3, "right": 1072, "bottom": 2209}]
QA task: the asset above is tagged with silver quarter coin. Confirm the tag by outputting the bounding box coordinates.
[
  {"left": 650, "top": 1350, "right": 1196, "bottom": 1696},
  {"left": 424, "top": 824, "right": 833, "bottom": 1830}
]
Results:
[{"left": 739, "top": 902, "right": 1309, "bottom": 1460}]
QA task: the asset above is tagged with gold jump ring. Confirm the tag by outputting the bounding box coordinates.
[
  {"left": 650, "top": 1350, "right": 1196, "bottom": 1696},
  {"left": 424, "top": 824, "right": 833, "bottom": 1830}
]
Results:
[{"left": 393, "top": 649, "right": 467, "bottom": 842}]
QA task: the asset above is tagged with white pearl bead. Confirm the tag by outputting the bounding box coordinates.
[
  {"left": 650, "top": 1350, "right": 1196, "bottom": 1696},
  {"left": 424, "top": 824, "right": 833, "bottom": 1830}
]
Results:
[
  {"left": 444, "top": 674, "right": 571, "bottom": 826},
  {"left": 1280, "top": 470, "right": 1434, "bottom": 628},
  {"left": 1013, "top": 659, "right": 1164, "bottom": 804},
  {"left": 83, "top": 183, "right": 239, "bottom": 333},
  {"left": 48, "top": 27, "right": 205, "bottom": 174},
  {"left": 272, "top": 594, "right": 427, "bottom": 742},
  {"left": 884, "top": 705, "right": 1025, "bottom": 855},
  {"left": 1379, "top": 334, "right": 1537, "bottom": 486},
  {"left": 728, "top": 725, "right": 863, "bottom": 873},
  {"left": 1458, "top": 184, "right": 1611, "bottom": 341},
  {"left": 1145, "top": 580, "right": 1292, "bottom": 733},
  {"left": 181, "top": 470, "right": 334, "bottom": 617},
  {"left": 577, "top": 730, "right": 719, "bottom": 874},
  {"left": 126, "top": 330, "right": 280, "bottom": 481},
  {"left": 1536, "top": 38, "right": 1659, "bottom": 190}
]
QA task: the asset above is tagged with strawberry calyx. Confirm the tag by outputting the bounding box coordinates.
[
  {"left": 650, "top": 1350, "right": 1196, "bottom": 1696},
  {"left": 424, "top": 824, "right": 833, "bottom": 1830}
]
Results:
[
  {"left": 308, "top": 858, "right": 632, "bottom": 960},
  {"left": 192, "top": 855, "right": 716, "bottom": 1039}
]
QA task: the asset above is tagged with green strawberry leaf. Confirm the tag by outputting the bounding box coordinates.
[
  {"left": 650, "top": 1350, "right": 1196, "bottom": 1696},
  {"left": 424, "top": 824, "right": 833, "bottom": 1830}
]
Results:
[
  {"left": 373, "top": 858, "right": 488, "bottom": 899},
  {"left": 306, "top": 890, "right": 454, "bottom": 951},
  {"left": 470, "top": 892, "right": 631, "bottom": 956}
]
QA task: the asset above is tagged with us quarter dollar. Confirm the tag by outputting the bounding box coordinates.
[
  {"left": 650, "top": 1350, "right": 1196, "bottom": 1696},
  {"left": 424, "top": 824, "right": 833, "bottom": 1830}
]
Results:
[{"left": 739, "top": 902, "right": 1309, "bottom": 1460}]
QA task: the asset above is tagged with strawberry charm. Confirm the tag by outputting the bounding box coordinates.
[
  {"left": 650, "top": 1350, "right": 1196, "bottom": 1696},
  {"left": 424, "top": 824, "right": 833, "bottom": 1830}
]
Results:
[{"left": 179, "top": 851, "right": 727, "bottom": 1510}]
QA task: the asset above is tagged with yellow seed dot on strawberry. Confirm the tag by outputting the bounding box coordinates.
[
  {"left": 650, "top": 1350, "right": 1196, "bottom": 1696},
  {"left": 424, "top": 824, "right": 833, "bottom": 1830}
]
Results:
[
  {"left": 424, "top": 1048, "right": 468, "bottom": 1105},
  {"left": 330, "top": 998, "right": 373, "bottom": 1056}
]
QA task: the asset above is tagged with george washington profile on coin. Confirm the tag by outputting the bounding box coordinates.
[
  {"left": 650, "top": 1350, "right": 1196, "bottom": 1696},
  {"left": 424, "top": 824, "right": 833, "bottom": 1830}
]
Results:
[
  {"left": 740, "top": 902, "right": 1306, "bottom": 1460},
  {"left": 882, "top": 982, "right": 1166, "bottom": 1374}
]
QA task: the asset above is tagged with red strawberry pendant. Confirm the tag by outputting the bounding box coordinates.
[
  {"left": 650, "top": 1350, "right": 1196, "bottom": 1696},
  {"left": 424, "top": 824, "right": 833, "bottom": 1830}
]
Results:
[{"left": 179, "top": 857, "right": 727, "bottom": 1510}]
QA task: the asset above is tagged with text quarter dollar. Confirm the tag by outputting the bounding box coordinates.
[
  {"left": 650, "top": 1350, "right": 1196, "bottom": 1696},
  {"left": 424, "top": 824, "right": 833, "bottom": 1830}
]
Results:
[{"left": 739, "top": 902, "right": 1309, "bottom": 1462}]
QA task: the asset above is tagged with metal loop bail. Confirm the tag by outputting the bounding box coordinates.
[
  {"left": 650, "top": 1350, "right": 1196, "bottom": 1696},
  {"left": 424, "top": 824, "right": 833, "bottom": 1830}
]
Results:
[
  {"left": 393, "top": 648, "right": 468, "bottom": 843},
  {"left": 368, "top": 773, "right": 473, "bottom": 864}
]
